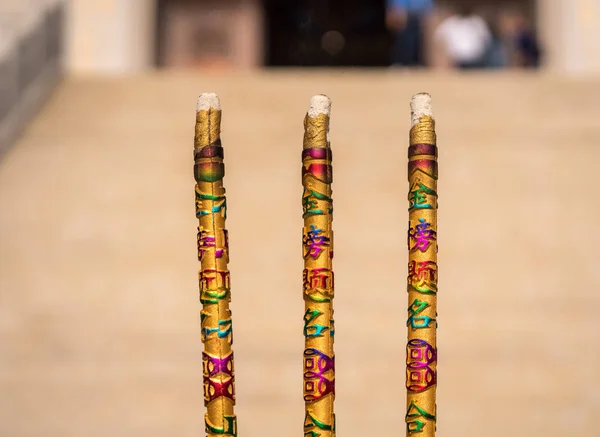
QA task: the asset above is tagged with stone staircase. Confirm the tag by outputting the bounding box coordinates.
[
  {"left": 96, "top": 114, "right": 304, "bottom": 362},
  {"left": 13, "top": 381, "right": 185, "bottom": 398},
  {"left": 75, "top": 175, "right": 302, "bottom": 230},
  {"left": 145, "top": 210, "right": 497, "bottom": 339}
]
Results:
[{"left": 1, "top": 71, "right": 599, "bottom": 436}]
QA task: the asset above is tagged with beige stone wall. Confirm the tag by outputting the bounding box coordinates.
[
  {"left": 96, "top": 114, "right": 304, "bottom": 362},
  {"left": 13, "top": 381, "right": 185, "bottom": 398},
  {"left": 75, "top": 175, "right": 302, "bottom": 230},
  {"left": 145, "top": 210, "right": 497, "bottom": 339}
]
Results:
[
  {"left": 65, "top": 0, "right": 264, "bottom": 73},
  {"left": 538, "top": 0, "right": 600, "bottom": 74},
  {"left": 160, "top": 0, "right": 264, "bottom": 70},
  {"left": 66, "top": 0, "right": 156, "bottom": 73}
]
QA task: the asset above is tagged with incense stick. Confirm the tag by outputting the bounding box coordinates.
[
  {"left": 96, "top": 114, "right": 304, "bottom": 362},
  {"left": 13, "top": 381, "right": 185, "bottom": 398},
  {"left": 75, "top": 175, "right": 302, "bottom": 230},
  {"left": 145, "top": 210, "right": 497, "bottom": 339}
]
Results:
[
  {"left": 406, "top": 93, "right": 438, "bottom": 437},
  {"left": 194, "top": 93, "right": 237, "bottom": 437},
  {"left": 302, "top": 95, "right": 336, "bottom": 437}
]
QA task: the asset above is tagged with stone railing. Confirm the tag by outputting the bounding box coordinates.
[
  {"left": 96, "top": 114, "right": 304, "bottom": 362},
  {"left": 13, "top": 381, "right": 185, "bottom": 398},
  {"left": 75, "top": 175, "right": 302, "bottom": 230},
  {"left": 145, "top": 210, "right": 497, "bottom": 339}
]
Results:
[{"left": 0, "top": 0, "right": 65, "bottom": 157}]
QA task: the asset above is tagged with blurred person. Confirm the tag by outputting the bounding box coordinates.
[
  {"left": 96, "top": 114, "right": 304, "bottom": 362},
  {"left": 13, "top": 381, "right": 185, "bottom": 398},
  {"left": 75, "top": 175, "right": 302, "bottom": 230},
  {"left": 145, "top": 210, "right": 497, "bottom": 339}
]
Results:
[
  {"left": 433, "top": 6, "right": 492, "bottom": 70},
  {"left": 485, "top": 17, "right": 508, "bottom": 68},
  {"left": 498, "top": 8, "right": 541, "bottom": 68},
  {"left": 386, "top": 0, "right": 435, "bottom": 66}
]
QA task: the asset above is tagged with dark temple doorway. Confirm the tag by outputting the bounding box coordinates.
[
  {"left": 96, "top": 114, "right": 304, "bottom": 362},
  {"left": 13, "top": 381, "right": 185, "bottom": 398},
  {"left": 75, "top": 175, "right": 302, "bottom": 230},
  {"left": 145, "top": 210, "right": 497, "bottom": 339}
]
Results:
[{"left": 264, "top": 0, "right": 390, "bottom": 67}]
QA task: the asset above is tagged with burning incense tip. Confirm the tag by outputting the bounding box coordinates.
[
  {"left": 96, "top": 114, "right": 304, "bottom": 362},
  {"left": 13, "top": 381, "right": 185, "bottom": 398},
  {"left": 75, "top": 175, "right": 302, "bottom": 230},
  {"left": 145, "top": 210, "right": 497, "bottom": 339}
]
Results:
[
  {"left": 410, "top": 93, "right": 433, "bottom": 127},
  {"left": 197, "top": 93, "right": 221, "bottom": 112},
  {"left": 308, "top": 94, "right": 331, "bottom": 118}
]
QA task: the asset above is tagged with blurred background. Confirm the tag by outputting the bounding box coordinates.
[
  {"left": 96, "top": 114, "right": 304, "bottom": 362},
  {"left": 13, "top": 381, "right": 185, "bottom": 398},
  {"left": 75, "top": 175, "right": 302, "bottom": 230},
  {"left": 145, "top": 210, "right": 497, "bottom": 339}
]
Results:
[
  {"left": 1, "top": 1, "right": 599, "bottom": 436},
  {"left": 63, "top": 0, "right": 596, "bottom": 73}
]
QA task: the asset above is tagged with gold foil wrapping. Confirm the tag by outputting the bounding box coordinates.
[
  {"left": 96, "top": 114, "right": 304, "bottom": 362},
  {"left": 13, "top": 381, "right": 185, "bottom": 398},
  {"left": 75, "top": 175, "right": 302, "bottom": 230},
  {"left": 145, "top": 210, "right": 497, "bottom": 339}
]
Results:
[
  {"left": 406, "top": 111, "right": 438, "bottom": 437},
  {"left": 302, "top": 101, "right": 335, "bottom": 437},
  {"left": 194, "top": 104, "right": 237, "bottom": 437}
]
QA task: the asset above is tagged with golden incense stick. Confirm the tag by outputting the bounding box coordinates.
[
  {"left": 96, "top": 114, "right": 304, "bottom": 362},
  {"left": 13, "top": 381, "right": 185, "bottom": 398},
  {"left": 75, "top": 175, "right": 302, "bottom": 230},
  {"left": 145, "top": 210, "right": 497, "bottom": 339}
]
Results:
[
  {"left": 194, "top": 93, "right": 237, "bottom": 437},
  {"left": 406, "top": 93, "right": 438, "bottom": 437},
  {"left": 301, "top": 95, "right": 335, "bottom": 437}
]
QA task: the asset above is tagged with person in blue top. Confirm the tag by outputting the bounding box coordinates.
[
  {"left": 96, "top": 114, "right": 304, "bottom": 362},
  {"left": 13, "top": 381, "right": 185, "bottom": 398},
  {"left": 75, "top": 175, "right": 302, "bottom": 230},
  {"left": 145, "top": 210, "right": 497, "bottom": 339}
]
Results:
[{"left": 386, "top": 0, "right": 435, "bottom": 66}]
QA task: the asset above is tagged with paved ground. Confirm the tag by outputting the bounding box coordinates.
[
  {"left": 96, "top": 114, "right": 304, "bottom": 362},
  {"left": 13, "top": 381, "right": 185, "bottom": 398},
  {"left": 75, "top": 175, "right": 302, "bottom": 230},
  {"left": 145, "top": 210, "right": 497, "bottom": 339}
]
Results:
[{"left": 0, "top": 71, "right": 599, "bottom": 437}]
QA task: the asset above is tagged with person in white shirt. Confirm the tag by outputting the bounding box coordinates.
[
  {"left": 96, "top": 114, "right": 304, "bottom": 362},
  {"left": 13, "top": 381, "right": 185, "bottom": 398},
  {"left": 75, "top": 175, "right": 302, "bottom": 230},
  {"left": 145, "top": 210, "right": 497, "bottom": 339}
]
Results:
[{"left": 434, "top": 6, "right": 492, "bottom": 69}]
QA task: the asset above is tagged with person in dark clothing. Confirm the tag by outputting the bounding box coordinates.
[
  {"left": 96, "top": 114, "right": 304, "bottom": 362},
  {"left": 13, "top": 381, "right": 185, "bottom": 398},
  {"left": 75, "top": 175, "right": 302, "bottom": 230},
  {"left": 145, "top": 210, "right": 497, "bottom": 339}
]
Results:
[
  {"left": 386, "top": 0, "right": 435, "bottom": 66},
  {"left": 516, "top": 29, "right": 541, "bottom": 67},
  {"left": 498, "top": 8, "right": 542, "bottom": 68}
]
